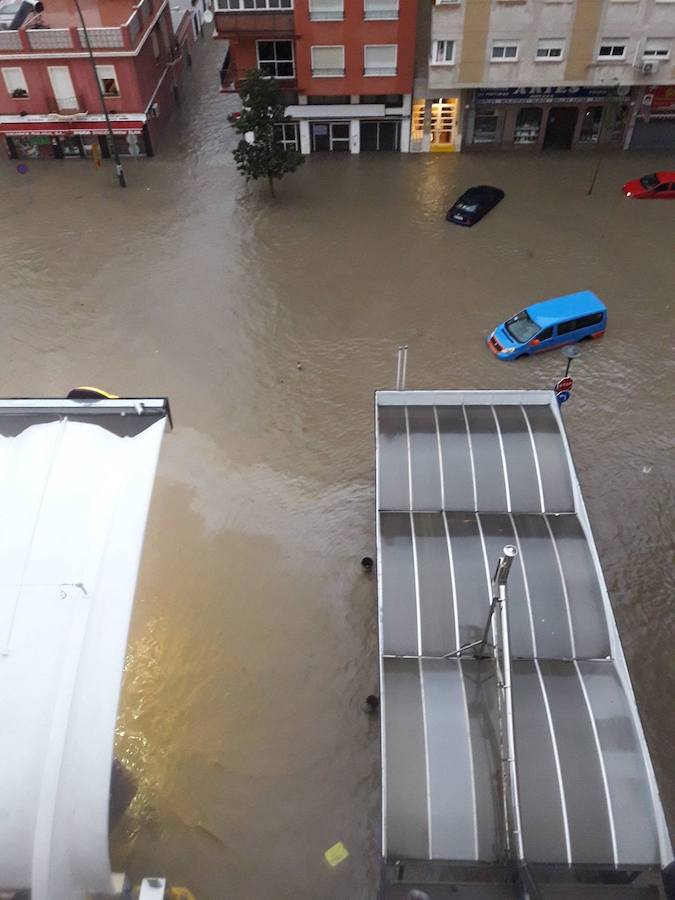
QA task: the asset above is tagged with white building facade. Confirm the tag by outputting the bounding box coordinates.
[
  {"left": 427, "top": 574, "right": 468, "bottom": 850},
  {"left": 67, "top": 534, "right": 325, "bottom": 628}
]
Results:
[{"left": 411, "top": 0, "right": 675, "bottom": 152}]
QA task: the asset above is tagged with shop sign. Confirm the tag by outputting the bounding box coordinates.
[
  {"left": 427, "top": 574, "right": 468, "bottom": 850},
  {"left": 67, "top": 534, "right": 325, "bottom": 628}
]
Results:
[
  {"left": 642, "top": 85, "right": 675, "bottom": 112},
  {"left": 475, "top": 86, "right": 630, "bottom": 105}
]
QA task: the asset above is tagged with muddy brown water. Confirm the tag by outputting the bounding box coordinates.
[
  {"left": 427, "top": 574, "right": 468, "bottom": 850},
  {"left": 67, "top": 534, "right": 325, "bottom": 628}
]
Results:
[{"left": 1, "top": 33, "right": 673, "bottom": 900}]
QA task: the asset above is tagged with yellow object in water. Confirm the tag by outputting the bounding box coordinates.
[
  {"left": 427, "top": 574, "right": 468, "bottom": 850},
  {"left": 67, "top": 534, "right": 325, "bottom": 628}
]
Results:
[
  {"left": 170, "top": 889, "right": 197, "bottom": 900},
  {"left": 324, "top": 841, "right": 349, "bottom": 867}
]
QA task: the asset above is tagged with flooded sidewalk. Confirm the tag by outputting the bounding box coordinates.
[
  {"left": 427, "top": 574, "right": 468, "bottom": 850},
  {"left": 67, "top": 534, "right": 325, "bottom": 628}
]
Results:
[{"left": 1, "top": 32, "right": 673, "bottom": 900}]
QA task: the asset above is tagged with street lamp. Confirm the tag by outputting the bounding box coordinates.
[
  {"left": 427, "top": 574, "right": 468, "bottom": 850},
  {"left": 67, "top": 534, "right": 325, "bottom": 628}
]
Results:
[
  {"left": 561, "top": 344, "right": 581, "bottom": 378},
  {"left": 71, "top": 0, "right": 126, "bottom": 187}
]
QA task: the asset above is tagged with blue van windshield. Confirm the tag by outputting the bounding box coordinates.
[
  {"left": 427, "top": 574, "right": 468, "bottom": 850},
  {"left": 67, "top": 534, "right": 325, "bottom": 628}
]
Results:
[{"left": 505, "top": 310, "right": 539, "bottom": 343}]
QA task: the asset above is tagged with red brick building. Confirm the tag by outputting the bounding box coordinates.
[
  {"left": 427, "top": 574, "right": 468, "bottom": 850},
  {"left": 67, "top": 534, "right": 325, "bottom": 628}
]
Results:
[
  {"left": 0, "top": 0, "right": 195, "bottom": 160},
  {"left": 215, "top": 0, "right": 417, "bottom": 154}
]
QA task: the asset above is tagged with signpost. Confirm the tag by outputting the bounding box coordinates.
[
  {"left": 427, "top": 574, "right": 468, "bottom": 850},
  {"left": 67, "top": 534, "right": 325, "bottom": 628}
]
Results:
[{"left": 555, "top": 347, "right": 580, "bottom": 407}]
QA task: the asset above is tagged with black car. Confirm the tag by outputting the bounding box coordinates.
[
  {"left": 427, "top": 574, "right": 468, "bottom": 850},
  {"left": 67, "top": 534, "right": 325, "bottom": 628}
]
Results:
[{"left": 446, "top": 185, "right": 505, "bottom": 227}]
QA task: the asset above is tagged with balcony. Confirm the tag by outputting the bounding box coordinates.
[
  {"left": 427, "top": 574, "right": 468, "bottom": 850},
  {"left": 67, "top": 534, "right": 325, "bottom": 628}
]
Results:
[
  {"left": 46, "top": 94, "right": 87, "bottom": 114},
  {"left": 214, "top": 11, "right": 294, "bottom": 37}
]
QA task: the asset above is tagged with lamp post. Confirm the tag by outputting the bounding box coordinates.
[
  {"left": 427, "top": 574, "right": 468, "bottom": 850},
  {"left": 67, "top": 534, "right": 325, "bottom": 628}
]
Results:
[{"left": 71, "top": 0, "right": 126, "bottom": 187}]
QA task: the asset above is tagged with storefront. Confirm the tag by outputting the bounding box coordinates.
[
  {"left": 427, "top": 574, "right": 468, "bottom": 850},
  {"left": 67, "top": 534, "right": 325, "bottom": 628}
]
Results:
[
  {"left": 2, "top": 117, "right": 150, "bottom": 161},
  {"left": 465, "top": 86, "right": 635, "bottom": 152},
  {"left": 410, "top": 96, "right": 461, "bottom": 152},
  {"left": 630, "top": 86, "right": 675, "bottom": 151}
]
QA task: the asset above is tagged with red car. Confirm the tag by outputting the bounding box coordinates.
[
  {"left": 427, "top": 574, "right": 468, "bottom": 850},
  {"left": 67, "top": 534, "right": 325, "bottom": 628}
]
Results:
[{"left": 623, "top": 171, "right": 675, "bottom": 199}]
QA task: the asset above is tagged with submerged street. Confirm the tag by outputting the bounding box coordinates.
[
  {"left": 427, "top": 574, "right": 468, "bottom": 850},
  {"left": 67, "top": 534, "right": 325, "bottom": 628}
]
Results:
[{"left": 1, "top": 30, "right": 673, "bottom": 900}]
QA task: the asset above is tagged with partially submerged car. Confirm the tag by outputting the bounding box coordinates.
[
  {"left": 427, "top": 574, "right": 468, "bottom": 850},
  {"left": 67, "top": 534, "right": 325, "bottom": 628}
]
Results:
[
  {"left": 487, "top": 290, "right": 607, "bottom": 361},
  {"left": 446, "top": 185, "right": 504, "bottom": 226}
]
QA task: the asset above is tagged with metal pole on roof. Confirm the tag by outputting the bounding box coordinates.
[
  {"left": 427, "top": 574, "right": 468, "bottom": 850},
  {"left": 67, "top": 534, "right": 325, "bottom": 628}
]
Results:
[
  {"left": 395, "top": 345, "right": 408, "bottom": 391},
  {"left": 71, "top": 0, "right": 127, "bottom": 187}
]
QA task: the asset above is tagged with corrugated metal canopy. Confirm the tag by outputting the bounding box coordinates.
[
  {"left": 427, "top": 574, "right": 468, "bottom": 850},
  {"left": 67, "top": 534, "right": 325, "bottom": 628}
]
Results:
[
  {"left": 376, "top": 391, "right": 671, "bottom": 871},
  {"left": 0, "top": 399, "right": 169, "bottom": 900}
]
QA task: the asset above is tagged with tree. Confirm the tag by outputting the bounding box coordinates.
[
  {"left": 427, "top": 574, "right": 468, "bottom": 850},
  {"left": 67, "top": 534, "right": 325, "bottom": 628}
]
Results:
[{"left": 228, "top": 69, "right": 304, "bottom": 197}]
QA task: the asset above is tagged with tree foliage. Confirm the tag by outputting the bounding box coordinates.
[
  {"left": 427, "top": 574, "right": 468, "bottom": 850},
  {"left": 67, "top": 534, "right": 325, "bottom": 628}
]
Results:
[{"left": 228, "top": 69, "right": 304, "bottom": 196}]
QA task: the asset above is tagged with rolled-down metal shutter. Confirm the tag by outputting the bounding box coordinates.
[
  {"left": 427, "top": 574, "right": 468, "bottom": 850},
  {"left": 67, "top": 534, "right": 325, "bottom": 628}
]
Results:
[{"left": 630, "top": 119, "right": 675, "bottom": 150}]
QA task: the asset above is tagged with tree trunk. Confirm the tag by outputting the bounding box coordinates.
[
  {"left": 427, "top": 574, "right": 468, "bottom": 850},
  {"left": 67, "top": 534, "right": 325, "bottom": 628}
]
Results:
[{"left": 268, "top": 174, "right": 276, "bottom": 198}]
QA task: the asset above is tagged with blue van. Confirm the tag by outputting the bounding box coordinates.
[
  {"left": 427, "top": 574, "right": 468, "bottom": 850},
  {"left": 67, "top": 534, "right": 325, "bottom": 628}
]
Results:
[{"left": 487, "top": 290, "right": 607, "bottom": 361}]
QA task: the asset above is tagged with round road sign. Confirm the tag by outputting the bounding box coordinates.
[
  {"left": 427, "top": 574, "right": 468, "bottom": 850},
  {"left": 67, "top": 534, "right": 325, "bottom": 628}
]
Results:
[
  {"left": 562, "top": 345, "right": 581, "bottom": 360},
  {"left": 556, "top": 390, "right": 571, "bottom": 405},
  {"left": 555, "top": 377, "right": 574, "bottom": 393}
]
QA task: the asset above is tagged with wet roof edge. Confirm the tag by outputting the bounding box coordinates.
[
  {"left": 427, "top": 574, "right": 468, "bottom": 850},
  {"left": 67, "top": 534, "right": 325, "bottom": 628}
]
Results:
[
  {"left": 374, "top": 389, "right": 673, "bottom": 869},
  {"left": 0, "top": 398, "right": 173, "bottom": 428}
]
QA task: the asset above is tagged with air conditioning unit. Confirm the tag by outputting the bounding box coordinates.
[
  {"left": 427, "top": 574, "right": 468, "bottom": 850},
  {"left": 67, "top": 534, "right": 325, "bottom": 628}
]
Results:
[{"left": 639, "top": 61, "right": 658, "bottom": 75}]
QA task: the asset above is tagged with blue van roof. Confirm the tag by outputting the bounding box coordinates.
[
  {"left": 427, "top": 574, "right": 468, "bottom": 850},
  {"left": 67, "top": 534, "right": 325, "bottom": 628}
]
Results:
[{"left": 527, "top": 291, "right": 606, "bottom": 328}]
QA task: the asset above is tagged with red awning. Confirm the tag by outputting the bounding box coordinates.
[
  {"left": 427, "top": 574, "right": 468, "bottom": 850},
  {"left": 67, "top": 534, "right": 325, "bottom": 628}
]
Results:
[{"left": 1, "top": 120, "right": 144, "bottom": 136}]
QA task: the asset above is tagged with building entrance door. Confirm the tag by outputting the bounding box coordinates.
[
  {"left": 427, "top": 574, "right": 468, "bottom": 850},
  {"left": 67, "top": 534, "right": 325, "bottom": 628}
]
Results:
[
  {"left": 360, "top": 120, "right": 399, "bottom": 151},
  {"left": 430, "top": 97, "right": 457, "bottom": 149},
  {"left": 330, "top": 122, "right": 350, "bottom": 151},
  {"left": 543, "top": 106, "right": 578, "bottom": 149}
]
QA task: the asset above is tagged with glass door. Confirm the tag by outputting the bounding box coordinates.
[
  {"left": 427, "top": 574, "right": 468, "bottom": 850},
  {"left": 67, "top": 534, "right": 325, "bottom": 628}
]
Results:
[{"left": 329, "top": 122, "right": 350, "bottom": 151}]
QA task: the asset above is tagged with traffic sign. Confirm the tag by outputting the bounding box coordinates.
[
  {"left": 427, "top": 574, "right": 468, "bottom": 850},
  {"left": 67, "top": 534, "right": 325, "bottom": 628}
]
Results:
[
  {"left": 556, "top": 390, "right": 571, "bottom": 405},
  {"left": 555, "top": 377, "right": 574, "bottom": 393}
]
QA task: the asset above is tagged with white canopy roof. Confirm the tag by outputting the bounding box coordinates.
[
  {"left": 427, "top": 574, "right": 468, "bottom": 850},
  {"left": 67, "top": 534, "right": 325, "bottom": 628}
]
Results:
[{"left": 0, "top": 399, "right": 169, "bottom": 900}]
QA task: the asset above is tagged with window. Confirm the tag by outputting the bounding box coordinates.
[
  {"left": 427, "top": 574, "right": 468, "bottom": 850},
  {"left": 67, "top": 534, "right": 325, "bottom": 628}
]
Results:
[
  {"left": 217, "top": 0, "right": 292, "bottom": 9},
  {"left": 539, "top": 326, "right": 554, "bottom": 341},
  {"left": 558, "top": 320, "right": 578, "bottom": 335},
  {"left": 598, "top": 40, "right": 627, "bottom": 60},
  {"left": 311, "top": 45, "right": 345, "bottom": 77},
  {"left": 643, "top": 39, "right": 671, "bottom": 59},
  {"left": 2, "top": 66, "right": 29, "bottom": 98},
  {"left": 473, "top": 110, "right": 501, "bottom": 143},
  {"left": 578, "top": 105, "right": 603, "bottom": 143},
  {"left": 364, "top": 0, "right": 398, "bottom": 19},
  {"left": 257, "top": 40, "right": 295, "bottom": 78},
  {"left": 309, "top": 0, "right": 342, "bottom": 20},
  {"left": 653, "top": 182, "right": 671, "bottom": 193},
  {"left": 435, "top": 0, "right": 460, "bottom": 5},
  {"left": 506, "top": 311, "right": 539, "bottom": 343},
  {"left": 364, "top": 44, "right": 397, "bottom": 76},
  {"left": 96, "top": 65, "right": 119, "bottom": 97},
  {"left": 640, "top": 173, "right": 659, "bottom": 189},
  {"left": 430, "top": 40, "right": 455, "bottom": 64},
  {"left": 275, "top": 122, "right": 298, "bottom": 150},
  {"left": 151, "top": 29, "right": 160, "bottom": 60},
  {"left": 576, "top": 313, "right": 603, "bottom": 329},
  {"left": 513, "top": 107, "right": 542, "bottom": 144},
  {"left": 308, "top": 94, "right": 350, "bottom": 104},
  {"left": 491, "top": 41, "right": 519, "bottom": 61},
  {"left": 536, "top": 39, "right": 565, "bottom": 60},
  {"left": 361, "top": 94, "right": 403, "bottom": 106}
]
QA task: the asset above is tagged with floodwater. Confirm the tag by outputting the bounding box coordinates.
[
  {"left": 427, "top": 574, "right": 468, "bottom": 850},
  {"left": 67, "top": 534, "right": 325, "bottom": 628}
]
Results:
[{"left": 1, "top": 32, "right": 673, "bottom": 900}]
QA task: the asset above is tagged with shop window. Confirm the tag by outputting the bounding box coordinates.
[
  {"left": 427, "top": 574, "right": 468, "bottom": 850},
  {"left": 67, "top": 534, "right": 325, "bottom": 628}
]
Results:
[
  {"left": 309, "top": 0, "right": 343, "bottom": 20},
  {"left": 608, "top": 105, "right": 629, "bottom": 145},
  {"left": 430, "top": 40, "right": 455, "bottom": 65},
  {"left": 491, "top": 41, "right": 519, "bottom": 62},
  {"left": 579, "top": 106, "right": 603, "bottom": 143},
  {"left": 275, "top": 122, "right": 299, "bottom": 150},
  {"left": 257, "top": 40, "right": 295, "bottom": 78},
  {"left": 2, "top": 66, "right": 29, "bottom": 98},
  {"left": 364, "top": 44, "right": 397, "bottom": 76},
  {"left": 513, "top": 107, "right": 542, "bottom": 144},
  {"left": 473, "top": 109, "right": 501, "bottom": 144},
  {"left": 96, "top": 65, "right": 119, "bottom": 97}
]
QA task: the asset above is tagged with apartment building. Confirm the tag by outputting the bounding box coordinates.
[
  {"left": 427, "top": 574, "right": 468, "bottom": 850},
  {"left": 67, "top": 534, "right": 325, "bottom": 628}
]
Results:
[
  {"left": 215, "top": 0, "right": 418, "bottom": 153},
  {"left": 0, "top": 0, "right": 195, "bottom": 161},
  {"left": 412, "top": 0, "right": 675, "bottom": 153}
]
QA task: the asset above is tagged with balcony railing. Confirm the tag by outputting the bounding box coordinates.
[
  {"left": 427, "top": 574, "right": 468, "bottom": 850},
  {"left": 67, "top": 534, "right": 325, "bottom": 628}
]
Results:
[
  {"left": 0, "top": 0, "right": 160, "bottom": 54},
  {"left": 46, "top": 94, "right": 87, "bottom": 114}
]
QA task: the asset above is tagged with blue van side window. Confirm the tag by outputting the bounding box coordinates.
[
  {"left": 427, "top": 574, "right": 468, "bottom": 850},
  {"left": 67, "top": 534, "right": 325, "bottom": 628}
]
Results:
[
  {"left": 539, "top": 326, "right": 553, "bottom": 340},
  {"left": 577, "top": 312, "right": 604, "bottom": 328},
  {"left": 558, "top": 320, "right": 578, "bottom": 335}
]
